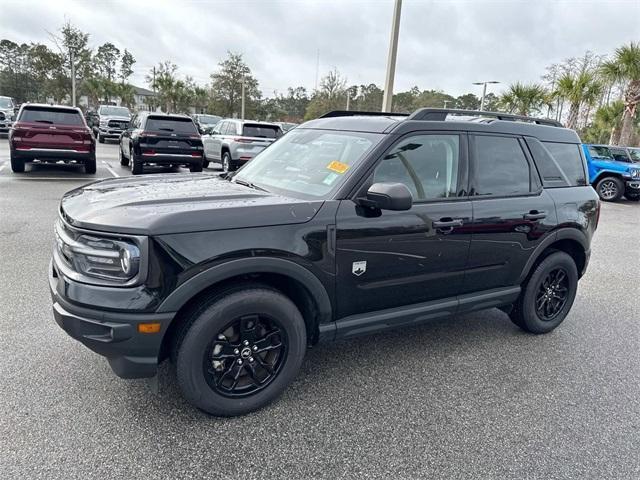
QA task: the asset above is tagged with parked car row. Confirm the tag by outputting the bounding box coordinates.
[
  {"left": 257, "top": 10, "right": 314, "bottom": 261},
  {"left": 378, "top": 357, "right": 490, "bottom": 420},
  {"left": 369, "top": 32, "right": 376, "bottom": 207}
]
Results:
[{"left": 582, "top": 144, "right": 640, "bottom": 201}]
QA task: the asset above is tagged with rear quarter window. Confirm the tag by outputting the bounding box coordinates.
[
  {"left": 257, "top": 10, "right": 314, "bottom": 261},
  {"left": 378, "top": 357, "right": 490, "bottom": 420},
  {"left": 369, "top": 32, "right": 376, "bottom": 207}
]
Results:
[
  {"left": 19, "top": 107, "right": 83, "bottom": 126},
  {"left": 145, "top": 117, "right": 197, "bottom": 134},
  {"left": 540, "top": 141, "right": 587, "bottom": 187}
]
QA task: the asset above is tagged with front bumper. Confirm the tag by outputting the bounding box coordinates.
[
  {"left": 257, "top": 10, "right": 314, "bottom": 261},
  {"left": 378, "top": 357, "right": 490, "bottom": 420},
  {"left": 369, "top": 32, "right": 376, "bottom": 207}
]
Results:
[
  {"left": 49, "top": 260, "right": 174, "bottom": 378},
  {"left": 98, "top": 127, "right": 124, "bottom": 138},
  {"left": 0, "top": 121, "right": 12, "bottom": 133},
  {"left": 625, "top": 180, "right": 640, "bottom": 191}
]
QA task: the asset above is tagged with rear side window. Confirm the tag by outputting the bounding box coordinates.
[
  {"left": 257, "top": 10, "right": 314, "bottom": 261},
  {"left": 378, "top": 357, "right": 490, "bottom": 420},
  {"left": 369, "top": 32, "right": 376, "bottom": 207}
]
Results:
[
  {"left": 472, "top": 135, "right": 532, "bottom": 196},
  {"left": 242, "top": 124, "right": 281, "bottom": 139},
  {"left": 19, "top": 107, "right": 83, "bottom": 126},
  {"left": 609, "top": 147, "right": 630, "bottom": 162},
  {"left": 145, "top": 117, "right": 197, "bottom": 134},
  {"left": 541, "top": 142, "right": 587, "bottom": 186}
]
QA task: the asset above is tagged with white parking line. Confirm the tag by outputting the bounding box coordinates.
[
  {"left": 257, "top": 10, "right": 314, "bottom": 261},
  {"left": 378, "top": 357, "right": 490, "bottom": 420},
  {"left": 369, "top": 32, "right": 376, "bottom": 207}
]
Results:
[
  {"left": 102, "top": 161, "right": 120, "bottom": 178},
  {"left": 0, "top": 176, "right": 109, "bottom": 181},
  {"left": 0, "top": 163, "right": 5, "bottom": 173}
]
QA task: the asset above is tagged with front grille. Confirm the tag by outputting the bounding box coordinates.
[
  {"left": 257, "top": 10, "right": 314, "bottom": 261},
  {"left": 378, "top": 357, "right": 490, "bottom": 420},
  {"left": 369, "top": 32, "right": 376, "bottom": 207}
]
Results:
[{"left": 107, "top": 120, "right": 129, "bottom": 129}]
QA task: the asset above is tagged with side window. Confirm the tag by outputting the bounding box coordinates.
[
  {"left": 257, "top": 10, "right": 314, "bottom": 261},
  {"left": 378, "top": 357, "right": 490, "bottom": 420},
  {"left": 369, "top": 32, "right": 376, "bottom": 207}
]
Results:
[
  {"left": 372, "top": 134, "right": 460, "bottom": 201},
  {"left": 610, "top": 147, "right": 630, "bottom": 162},
  {"left": 228, "top": 122, "right": 238, "bottom": 135},
  {"left": 588, "top": 146, "right": 612, "bottom": 159},
  {"left": 473, "top": 135, "right": 532, "bottom": 196},
  {"left": 129, "top": 115, "right": 137, "bottom": 129},
  {"left": 541, "top": 142, "right": 587, "bottom": 186}
]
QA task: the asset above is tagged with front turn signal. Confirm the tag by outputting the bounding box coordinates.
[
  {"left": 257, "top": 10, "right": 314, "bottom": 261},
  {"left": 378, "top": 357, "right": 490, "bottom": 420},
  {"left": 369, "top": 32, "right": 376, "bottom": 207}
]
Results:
[{"left": 138, "top": 322, "right": 161, "bottom": 334}]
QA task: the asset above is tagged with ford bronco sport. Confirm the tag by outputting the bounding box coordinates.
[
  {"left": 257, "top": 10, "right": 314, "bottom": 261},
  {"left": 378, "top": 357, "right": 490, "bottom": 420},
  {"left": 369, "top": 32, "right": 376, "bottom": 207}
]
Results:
[{"left": 50, "top": 108, "right": 599, "bottom": 416}]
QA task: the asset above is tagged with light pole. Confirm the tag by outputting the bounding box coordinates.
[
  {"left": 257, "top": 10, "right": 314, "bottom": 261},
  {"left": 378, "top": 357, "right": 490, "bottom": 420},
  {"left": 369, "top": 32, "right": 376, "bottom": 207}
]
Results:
[
  {"left": 472, "top": 81, "right": 500, "bottom": 111},
  {"left": 381, "top": 0, "right": 402, "bottom": 112}
]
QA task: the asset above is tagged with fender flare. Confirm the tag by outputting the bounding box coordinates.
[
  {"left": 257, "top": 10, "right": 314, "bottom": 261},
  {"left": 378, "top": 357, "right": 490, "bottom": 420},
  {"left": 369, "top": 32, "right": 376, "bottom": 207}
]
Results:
[
  {"left": 517, "top": 228, "right": 588, "bottom": 284},
  {"left": 591, "top": 170, "right": 625, "bottom": 186},
  {"left": 156, "top": 257, "right": 333, "bottom": 324}
]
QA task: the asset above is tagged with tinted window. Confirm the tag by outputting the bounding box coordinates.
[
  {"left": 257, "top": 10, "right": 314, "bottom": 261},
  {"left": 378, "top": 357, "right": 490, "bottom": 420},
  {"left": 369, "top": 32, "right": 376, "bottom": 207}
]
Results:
[
  {"left": 588, "top": 146, "right": 612, "bottom": 159},
  {"left": 542, "top": 142, "right": 587, "bottom": 186},
  {"left": 628, "top": 148, "right": 640, "bottom": 163},
  {"left": 609, "top": 147, "right": 630, "bottom": 162},
  {"left": 20, "top": 107, "right": 83, "bottom": 125},
  {"left": 373, "top": 134, "right": 460, "bottom": 201},
  {"left": 473, "top": 135, "right": 531, "bottom": 196},
  {"left": 242, "top": 124, "right": 281, "bottom": 139},
  {"left": 145, "top": 117, "right": 197, "bottom": 134}
]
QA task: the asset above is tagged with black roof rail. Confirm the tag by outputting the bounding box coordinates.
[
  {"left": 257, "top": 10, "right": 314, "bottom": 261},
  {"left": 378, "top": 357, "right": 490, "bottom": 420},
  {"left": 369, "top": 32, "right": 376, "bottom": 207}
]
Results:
[
  {"left": 320, "top": 110, "right": 409, "bottom": 118},
  {"left": 407, "top": 108, "right": 563, "bottom": 127}
]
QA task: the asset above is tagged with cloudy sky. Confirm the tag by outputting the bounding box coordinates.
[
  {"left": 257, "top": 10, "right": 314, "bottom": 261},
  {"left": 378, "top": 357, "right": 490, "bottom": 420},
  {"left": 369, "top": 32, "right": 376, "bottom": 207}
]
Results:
[{"left": 1, "top": 0, "right": 638, "bottom": 98}]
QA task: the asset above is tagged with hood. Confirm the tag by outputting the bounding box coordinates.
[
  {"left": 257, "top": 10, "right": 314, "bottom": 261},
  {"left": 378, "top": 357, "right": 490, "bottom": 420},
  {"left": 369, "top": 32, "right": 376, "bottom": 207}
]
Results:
[
  {"left": 60, "top": 174, "right": 323, "bottom": 235},
  {"left": 99, "top": 115, "right": 130, "bottom": 122}
]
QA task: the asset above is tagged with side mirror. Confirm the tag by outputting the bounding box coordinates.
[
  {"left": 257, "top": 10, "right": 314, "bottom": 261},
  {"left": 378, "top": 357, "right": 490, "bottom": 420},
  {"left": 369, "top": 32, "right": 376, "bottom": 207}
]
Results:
[{"left": 364, "top": 182, "right": 412, "bottom": 211}]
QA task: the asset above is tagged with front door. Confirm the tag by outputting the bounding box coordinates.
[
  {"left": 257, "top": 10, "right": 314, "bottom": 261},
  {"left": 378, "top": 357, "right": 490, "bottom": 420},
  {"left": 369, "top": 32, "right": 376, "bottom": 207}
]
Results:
[{"left": 335, "top": 132, "right": 472, "bottom": 319}]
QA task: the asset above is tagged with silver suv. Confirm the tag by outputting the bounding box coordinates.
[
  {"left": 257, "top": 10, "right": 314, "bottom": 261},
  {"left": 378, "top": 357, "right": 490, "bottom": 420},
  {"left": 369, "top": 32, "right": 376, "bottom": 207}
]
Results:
[
  {"left": 96, "top": 105, "right": 131, "bottom": 143},
  {"left": 201, "top": 119, "right": 282, "bottom": 171},
  {"left": 0, "top": 96, "right": 15, "bottom": 134}
]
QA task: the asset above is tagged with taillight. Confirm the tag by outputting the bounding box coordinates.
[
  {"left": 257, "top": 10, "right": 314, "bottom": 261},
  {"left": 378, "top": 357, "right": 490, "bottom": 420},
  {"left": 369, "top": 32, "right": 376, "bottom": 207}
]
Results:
[
  {"left": 191, "top": 152, "right": 202, "bottom": 157},
  {"left": 142, "top": 149, "right": 156, "bottom": 156},
  {"left": 141, "top": 131, "right": 157, "bottom": 137}
]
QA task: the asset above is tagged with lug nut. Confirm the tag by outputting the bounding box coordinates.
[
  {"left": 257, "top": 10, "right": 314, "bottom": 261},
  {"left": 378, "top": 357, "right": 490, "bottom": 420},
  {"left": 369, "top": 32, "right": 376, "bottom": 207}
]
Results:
[
  {"left": 252, "top": 345, "right": 258, "bottom": 351},
  {"left": 234, "top": 349, "right": 240, "bottom": 355},
  {"left": 248, "top": 357, "right": 254, "bottom": 362},
  {"left": 243, "top": 340, "right": 249, "bottom": 346},
  {"left": 237, "top": 359, "right": 243, "bottom": 365}
]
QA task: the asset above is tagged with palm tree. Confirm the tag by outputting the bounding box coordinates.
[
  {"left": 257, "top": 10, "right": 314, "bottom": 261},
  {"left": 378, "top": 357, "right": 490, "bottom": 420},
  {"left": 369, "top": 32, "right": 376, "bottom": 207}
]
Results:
[
  {"left": 600, "top": 41, "right": 640, "bottom": 145},
  {"left": 500, "top": 83, "right": 548, "bottom": 116},
  {"left": 554, "top": 70, "right": 602, "bottom": 130}
]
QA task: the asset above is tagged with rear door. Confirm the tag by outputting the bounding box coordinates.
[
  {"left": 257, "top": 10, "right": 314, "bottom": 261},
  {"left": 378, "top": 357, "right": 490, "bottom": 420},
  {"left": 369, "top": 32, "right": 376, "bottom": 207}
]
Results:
[
  {"left": 462, "top": 134, "right": 556, "bottom": 298},
  {"left": 17, "top": 106, "right": 88, "bottom": 150}
]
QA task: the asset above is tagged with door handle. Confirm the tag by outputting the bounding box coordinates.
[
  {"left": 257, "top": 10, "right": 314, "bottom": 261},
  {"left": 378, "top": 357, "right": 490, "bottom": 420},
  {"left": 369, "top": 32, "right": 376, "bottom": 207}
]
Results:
[
  {"left": 433, "top": 218, "right": 464, "bottom": 229},
  {"left": 523, "top": 210, "right": 546, "bottom": 220}
]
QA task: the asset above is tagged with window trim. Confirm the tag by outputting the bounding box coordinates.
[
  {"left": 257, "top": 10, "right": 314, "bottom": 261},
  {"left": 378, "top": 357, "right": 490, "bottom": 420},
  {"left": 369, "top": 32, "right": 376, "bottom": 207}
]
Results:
[
  {"left": 349, "top": 131, "right": 469, "bottom": 205},
  {"left": 469, "top": 133, "right": 542, "bottom": 200}
]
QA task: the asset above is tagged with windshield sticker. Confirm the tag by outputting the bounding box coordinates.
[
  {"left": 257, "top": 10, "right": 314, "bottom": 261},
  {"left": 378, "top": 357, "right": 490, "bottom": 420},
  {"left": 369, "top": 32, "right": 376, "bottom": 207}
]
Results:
[
  {"left": 327, "top": 160, "right": 349, "bottom": 174},
  {"left": 322, "top": 172, "right": 340, "bottom": 185}
]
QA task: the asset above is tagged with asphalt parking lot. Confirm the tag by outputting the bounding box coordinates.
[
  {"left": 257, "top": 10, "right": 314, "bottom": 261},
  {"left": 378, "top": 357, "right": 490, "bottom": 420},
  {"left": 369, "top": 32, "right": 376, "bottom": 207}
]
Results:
[{"left": 1, "top": 136, "right": 639, "bottom": 479}]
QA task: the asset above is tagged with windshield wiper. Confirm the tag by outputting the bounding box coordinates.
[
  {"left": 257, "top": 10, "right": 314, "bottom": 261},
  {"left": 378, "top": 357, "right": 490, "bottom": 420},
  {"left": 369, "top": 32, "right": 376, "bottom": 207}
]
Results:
[{"left": 234, "top": 178, "right": 269, "bottom": 192}]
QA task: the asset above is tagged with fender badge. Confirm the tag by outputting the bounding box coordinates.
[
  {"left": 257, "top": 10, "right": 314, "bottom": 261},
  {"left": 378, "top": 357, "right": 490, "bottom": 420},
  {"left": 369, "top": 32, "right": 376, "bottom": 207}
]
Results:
[{"left": 352, "top": 261, "right": 367, "bottom": 276}]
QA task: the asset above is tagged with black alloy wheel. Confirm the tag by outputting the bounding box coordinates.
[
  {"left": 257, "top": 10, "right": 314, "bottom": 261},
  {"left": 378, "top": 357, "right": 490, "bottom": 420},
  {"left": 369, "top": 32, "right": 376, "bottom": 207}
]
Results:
[
  {"left": 534, "top": 267, "right": 569, "bottom": 321},
  {"left": 203, "top": 314, "right": 287, "bottom": 397}
]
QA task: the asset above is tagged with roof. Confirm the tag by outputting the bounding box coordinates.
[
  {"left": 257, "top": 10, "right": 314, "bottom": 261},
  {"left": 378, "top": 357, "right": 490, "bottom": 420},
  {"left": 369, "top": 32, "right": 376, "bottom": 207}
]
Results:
[
  {"left": 299, "top": 108, "right": 580, "bottom": 143},
  {"left": 133, "top": 85, "right": 156, "bottom": 96}
]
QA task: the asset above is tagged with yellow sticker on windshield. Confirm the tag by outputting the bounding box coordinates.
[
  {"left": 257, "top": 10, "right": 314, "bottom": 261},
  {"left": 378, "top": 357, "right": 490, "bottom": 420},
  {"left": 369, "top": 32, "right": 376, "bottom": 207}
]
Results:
[{"left": 327, "top": 161, "right": 349, "bottom": 174}]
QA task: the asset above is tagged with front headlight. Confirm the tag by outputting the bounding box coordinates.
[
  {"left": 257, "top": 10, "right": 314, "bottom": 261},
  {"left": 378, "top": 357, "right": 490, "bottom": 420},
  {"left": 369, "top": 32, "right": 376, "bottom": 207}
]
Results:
[
  {"left": 630, "top": 169, "right": 640, "bottom": 179},
  {"left": 54, "top": 218, "right": 147, "bottom": 286}
]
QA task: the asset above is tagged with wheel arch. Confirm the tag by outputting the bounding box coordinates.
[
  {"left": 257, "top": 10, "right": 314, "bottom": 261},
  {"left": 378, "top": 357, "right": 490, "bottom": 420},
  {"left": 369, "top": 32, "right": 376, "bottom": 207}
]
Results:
[
  {"left": 518, "top": 229, "right": 588, "bottom": 284},
  {"left": 157, "top": 258, "right": 333, "bottom": 358},
  {"left": 591, "top": 171, "right": 624, "bottom": 186}
]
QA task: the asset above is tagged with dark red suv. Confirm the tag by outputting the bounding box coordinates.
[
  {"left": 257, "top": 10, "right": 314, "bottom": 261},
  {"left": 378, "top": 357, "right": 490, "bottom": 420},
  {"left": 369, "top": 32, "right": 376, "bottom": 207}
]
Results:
[{"left": 9, "top": 104, "right": 96, "bottom": 174}]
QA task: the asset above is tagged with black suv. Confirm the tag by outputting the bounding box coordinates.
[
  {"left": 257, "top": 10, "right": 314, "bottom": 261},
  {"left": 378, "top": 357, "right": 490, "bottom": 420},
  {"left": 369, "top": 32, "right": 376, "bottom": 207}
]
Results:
[
  {"left": 50, "top": 109, "right": 599, "bottom": 416},
  {"left": 119, "top": 112, "right": 204, "bottom": 174}
]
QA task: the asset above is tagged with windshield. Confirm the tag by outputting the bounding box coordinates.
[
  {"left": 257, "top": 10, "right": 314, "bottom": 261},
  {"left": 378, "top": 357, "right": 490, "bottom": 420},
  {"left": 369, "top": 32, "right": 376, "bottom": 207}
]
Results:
[
  {"left": 0, "top": 97, "right": 13, "bottom": 109},
  {"left": 99, "top": 106, "right": 130, "bottom": 117},
  {"left": 234, "top": 129, "right": 383, "bottom": 199},
  {"left": 198, "top": 115, "right": 221, "bottom": 125},
  {"left": 627, "top": 148, "right": 640, "bottom": 163}
]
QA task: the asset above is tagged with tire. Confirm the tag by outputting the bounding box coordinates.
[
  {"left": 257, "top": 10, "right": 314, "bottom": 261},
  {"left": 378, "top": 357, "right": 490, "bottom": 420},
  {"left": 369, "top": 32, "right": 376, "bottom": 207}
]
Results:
[
  {"left": 10, "top": 151, "right": 25, "bottom": 173},
  {"left": 131, "top": 147, "right": 143, "bottom": 175},
  {"left": 595, "top": 176, "right": 623, "bottom": 202},
  {"left": 119, "top": 144, "right": 129, "bottom": 166},
  {"left": 98, "top": 134, "right": 105, "bottom": 144},
  {"left": 189, "top": 160, "right": 203, "bottom": 173},
  {"left": 202, "top": 159, "right": 210, "bottom": 169},
  {"left": 510, "top": 251, "right": 578, "bottom": 334},
  {"left": 222, "top": 152, "right": 234, "bottom": 173},
  {"left": 175, "top": 287, "right": 307, "bottom": 416},
  {"left": 84, "top": 154, "right": 97, "bottom": 174}
]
